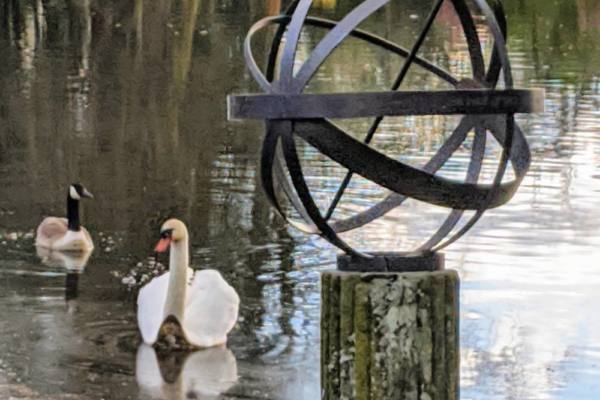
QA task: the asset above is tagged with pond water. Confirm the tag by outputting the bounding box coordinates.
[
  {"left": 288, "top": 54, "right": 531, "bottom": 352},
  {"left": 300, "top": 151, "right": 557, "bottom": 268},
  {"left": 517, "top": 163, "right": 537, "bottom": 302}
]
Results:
[{"left": 0, "top": 0, "right": 598, "bottom": 399}]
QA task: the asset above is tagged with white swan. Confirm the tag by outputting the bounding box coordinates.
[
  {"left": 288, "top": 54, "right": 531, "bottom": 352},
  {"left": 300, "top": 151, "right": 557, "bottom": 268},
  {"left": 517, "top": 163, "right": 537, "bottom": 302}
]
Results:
[
  {"left": 35, "top": 183, "right": 94, "bottom": 252},
  {"left": 137, "top": 219, "right": 239, "bottom": 348}
]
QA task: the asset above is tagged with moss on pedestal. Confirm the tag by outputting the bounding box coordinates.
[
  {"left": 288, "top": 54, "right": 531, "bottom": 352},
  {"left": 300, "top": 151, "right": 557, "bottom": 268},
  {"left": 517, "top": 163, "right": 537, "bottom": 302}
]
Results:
[{"left": 321, "top": 270, "right": 459, "bottom": 400}]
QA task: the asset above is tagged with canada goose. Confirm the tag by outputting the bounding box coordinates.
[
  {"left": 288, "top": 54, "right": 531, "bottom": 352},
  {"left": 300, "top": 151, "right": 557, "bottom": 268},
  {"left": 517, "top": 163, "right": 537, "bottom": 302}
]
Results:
[
  {"left": 35, "top": 183, "right": 94, "bottom": 252},
  {"left": 137, "top": 219, "right": 239, "bottom": 349}
]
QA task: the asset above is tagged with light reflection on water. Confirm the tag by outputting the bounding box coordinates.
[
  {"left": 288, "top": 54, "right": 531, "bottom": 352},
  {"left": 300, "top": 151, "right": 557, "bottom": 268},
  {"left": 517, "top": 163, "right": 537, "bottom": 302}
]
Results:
[{"left": 0, "top": 0, "right": 599, "bottom": 399}]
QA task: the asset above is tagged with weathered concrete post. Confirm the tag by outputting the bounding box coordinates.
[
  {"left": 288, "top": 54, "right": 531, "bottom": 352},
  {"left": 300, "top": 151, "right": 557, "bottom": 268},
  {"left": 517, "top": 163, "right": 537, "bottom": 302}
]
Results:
[{"left": 321, "top": 253, "right": 459, "bottom": 400}]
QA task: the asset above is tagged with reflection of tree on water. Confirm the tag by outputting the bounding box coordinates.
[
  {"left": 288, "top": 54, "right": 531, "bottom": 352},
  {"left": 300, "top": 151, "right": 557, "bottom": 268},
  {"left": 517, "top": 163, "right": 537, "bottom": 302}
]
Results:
[
  {"left": 312, "top": 0, "right": 337, "bottom": 11},
  {"left": 577, "top": 0, "right": 600, "bottom": 32},
  {"left": 265, "top": 0, "right": 281, "bottom": 16},
  {"left": 503, "top": 0, "right": 600, "bottom": 81},
  {"left": 65, "top": 0, "right": 93, "bottom": 136},
  {"left": 0, "top": 1, "right": 271, "bottom": 249}
]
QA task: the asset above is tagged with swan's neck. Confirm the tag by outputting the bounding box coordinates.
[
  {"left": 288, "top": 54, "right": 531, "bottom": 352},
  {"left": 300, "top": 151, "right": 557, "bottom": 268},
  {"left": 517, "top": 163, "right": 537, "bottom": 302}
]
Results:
[
  {"left": 67, "top": 196, "right": 81, "bottom": 231},
  {"left": 163, "top": 237, "right": 189, "bottom": 323}
]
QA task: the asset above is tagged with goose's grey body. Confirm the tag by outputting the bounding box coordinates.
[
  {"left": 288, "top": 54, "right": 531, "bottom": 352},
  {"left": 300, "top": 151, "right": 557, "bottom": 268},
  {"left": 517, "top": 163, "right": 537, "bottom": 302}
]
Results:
[{"left": 36, "top": 217, "right": 94, "bottom": 252}]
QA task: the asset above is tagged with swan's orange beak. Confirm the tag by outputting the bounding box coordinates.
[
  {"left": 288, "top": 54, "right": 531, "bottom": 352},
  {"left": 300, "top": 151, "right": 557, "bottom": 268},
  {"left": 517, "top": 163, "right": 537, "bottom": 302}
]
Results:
[{"left": 154, "top": 237, "right": 171, "bottom": 253}]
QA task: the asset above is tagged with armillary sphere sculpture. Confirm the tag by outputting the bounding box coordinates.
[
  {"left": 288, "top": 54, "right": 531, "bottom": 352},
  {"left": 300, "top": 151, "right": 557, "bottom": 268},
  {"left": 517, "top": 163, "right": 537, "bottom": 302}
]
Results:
[{"left": 228, "top": 0, "right": 543, "bottom": 271}]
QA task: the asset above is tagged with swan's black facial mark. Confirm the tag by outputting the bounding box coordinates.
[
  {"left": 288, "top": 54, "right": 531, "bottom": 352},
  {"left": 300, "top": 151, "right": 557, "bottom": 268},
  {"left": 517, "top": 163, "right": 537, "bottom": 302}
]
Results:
[{"left": 160, "top": 229, "right": 174, "bottom": 239}]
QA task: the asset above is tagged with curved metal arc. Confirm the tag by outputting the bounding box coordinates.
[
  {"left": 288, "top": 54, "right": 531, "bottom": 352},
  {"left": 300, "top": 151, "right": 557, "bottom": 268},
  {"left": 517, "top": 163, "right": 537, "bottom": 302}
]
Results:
[
  {"left": 444, "top": 0, "right": 515, "bottom": 246},
  {"left": 416, "top": 125, "right": 487, "bottom": 252},
  {"left": 280, "top": 127, "right": 369, "bottom": 258},
  {"left": 389, "top": 0, "right": 445, "bottom": 92},
  {"left": 260, "top": 125, "right": 285, "bottom": 220},
  {"left": 473, "top": 0, "right": 512, "bottom": 88},
  {"left": 433, "top": 207, "right": 484, "bottom": 251},
  {"left": 450, "top": 0, "right": 485, "bottom": 81},
  {"left": 266, "top": 0, "right": 301, "bottom": 82},
  {"left": 484, "top": 0, "right": 507, "bottom": 87},
  {"left": 294, "top": 119, "right": 521, "bottom": 210},
  {"left": 250, "top": 15, "right": 459, "bottom": 86},
  {"left": 303, "top": 16, "right": 458, "bottom": 84},
  {"left": 262, "top": 4, "right": 321, "bottom": 233},
  {"left": 278, "top": 0, "right": 313, "bottom": 91},
  {"left": 485, "top": 116, "right": 530, "bottom": 175},
  {"left": 329, "top": 114, "right": 475, "bottom": 232},
  {"left": 432, "top": 119, "right": 516, "bottom": 252},
  {"left": 292, "top": 0, "right": 391, "bottom": 93},
  {"left": 323, "top": 0, "right": 445, "bottom": 220},
  {"left": 273, "top": 148, "right": 320, "bottom": 232},
  {"left": 432, "top": 112, "right": 530, "bottom": 253},
  {"left": 244, "top": 16, "right": 278, "bottom": 92},
  {"left": 261, "top": 122, "right": 318, "bottom": 234},
  {"left": 430, "top": 0, "right": 517, "bottom": 252},
  {"left": 427, "top": 0, "right": 518, "bottom": 252},
  {"left": 421, "top": 0, "right": 511, "bottom": 252}
]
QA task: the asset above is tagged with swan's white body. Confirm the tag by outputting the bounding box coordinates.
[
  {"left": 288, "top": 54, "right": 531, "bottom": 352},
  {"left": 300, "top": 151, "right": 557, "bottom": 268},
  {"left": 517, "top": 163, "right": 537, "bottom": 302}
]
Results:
[
  {"left": 137, "top": 220, "right": 239, "bottom": 348},
  {"left": 36, "top": 217, "right": 94, "bottom": 252},
  {"left": 137, "top": 269, "right": 239, "bottom": 347}
]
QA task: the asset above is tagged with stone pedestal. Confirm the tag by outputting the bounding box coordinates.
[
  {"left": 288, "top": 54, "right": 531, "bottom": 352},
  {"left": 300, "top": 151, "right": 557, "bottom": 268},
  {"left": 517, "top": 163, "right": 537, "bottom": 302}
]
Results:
[
  {"left": 337, "top": 252, "right": 444, "bottom": 272},
  {"left": 321, "top": 267, "right": 459, "bottom": 400}
]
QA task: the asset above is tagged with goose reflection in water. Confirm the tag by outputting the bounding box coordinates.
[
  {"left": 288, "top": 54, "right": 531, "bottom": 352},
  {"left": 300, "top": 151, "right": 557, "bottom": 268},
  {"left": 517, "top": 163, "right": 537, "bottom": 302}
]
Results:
[
  {"left": 36, "top": 247, "right": 92, "bottom": 302},
  {"left": 136, "top": 344, "right": 238, "bottom": 399}
]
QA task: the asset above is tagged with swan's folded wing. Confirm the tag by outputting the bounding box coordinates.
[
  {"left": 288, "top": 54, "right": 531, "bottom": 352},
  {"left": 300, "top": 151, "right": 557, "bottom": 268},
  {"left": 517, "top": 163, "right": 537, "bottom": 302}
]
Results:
[
  {"left": 183, "top": 270, "right": 240, "bottom": 347},
  {"left": 137, "top": 272, "right": 170, "bottom": 345}
]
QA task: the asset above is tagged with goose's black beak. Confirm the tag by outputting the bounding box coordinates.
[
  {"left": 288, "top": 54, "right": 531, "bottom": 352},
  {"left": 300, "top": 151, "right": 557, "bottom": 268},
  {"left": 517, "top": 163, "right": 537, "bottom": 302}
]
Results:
[{"left": 81, "top": 188, "right": 94, "bottom": 199}]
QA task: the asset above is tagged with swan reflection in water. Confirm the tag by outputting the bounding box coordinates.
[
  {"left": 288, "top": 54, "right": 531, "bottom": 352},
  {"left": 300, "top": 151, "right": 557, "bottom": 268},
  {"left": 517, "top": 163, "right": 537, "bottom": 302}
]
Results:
[
  {"left": 136, "top": 344, "right": 238, "bottom": 399},
  {"left": 36, "top": 247, "right": 92, "bottom": 301}
]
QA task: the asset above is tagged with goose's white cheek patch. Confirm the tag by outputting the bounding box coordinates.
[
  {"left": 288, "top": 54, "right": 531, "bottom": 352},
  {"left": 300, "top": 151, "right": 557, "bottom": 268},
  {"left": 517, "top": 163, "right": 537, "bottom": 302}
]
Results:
[{"left": 69, "top": 186, "right": 81, "bottom": 200}]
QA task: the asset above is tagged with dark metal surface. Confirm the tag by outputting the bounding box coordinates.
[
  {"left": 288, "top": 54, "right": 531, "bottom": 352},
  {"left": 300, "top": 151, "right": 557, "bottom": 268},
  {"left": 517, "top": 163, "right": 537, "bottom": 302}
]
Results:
[
  {"left": 337, "top": 252, "right": 444, "bottom": 273},
  {"left": 228, "top": 89, "right": 544, "bottom": 120},
  {"left": 228, "top": 0, "right": 542, "bottom": 263}
]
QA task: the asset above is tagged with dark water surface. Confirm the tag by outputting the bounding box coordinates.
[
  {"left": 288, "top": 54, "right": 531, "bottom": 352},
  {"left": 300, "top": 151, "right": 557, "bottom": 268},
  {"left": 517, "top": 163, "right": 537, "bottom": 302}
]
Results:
[{"left": 0, "top": 0, "right": 598, "bottom": 399}]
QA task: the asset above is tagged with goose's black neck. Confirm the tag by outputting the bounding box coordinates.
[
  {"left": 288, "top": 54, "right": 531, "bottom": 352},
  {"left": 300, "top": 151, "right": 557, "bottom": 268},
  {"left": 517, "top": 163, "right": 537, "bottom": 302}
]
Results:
[{"left": 67, "top": 194, "right": 81, "bottom": 231}]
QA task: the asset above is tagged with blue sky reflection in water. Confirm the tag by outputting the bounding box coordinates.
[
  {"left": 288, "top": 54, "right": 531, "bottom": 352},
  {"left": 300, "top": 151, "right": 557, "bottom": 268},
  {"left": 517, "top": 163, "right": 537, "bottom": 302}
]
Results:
[{"left": 0, "top": 0, "right": 599, "bottom": 399}]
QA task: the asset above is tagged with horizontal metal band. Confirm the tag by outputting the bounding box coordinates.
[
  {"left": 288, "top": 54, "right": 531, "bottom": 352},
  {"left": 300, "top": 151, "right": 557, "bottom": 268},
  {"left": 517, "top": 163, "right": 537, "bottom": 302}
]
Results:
[
  {"left": 227, "top": 89, "right": 544, "bottom": 120},
  {"left": 293, "top": 119, "right": 521, "bottom": 210}
]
